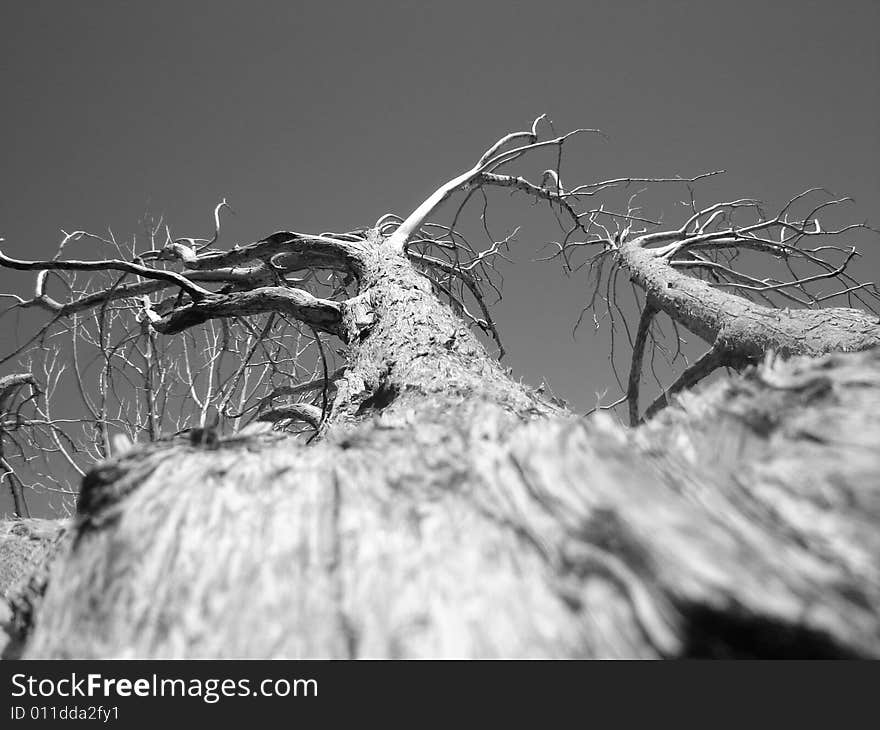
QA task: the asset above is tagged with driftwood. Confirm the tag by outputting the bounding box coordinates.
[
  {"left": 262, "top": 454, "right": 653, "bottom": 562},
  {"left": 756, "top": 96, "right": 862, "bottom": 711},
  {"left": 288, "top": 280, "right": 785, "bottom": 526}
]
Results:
[{"left": 3, "top": 347, "right": 879, "bottom": 658}]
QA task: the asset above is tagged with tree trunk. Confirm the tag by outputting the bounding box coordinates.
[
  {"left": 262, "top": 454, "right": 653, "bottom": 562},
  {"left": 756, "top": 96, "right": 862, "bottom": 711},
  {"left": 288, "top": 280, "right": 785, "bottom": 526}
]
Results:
[
  {"left": 617, "top": 237, "right": 880, "bottom": 422},
  {"left": 618, "top": 239, "right": 880, "bottom": 361},
  {"left": 4, "top": 242, "right": 880, "bottom": 658}
]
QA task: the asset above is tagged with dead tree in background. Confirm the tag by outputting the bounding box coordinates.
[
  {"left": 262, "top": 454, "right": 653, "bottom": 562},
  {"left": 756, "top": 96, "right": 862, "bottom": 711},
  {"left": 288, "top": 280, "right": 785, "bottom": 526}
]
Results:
[
  {"left": 1, "top": 118, "right": 879, "bottom": 658},
  {"left": 0, "top": 211, "right": 344, "bottom": 513},
  {"left": 0, "top": 373, "right": 41, "bottom": 517}
]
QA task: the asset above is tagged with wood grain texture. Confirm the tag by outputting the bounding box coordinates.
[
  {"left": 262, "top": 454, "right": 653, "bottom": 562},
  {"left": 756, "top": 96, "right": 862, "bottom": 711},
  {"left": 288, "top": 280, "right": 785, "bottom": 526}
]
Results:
[{"left": 8, "top": 348, "right": 878, "bottom": 658}]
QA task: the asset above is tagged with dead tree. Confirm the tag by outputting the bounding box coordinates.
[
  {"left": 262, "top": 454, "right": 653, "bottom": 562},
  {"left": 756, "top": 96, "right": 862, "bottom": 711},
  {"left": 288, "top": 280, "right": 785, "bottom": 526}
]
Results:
[
  {"left": 0, "top": 373, "right": 41, "bottom": 517},
  {"left": 615, "top": 194, "right": 880, "bottom": 422},
  {"left": 1, "top": 119, "right": 879, "bottom": 658}
]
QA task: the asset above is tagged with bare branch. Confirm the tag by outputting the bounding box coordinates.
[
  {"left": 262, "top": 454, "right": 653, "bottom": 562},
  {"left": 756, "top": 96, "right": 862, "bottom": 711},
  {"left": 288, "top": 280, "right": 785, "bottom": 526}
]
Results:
[
  {"left": 180, "top": 231, "right": 362, "bottom": 274},
  {"left": 255, "top": 402, "right": 323, "bottom": 429},
  {"left": 626, "top": 304, "right": 657, "bottom": 427},
  {"left": 0, "top": 246, "right": 213, "bottom": 301},
  {"left": 259, "top": 367, "right": 346, "bottom": 405},
  {"left": 142, "top": 287, "right": 344, "bottom": 337},
  {"left": 385, "top": 120, "right": 597, "bottom": 253},
  {"left": 643, "top": 344, "right": 729, "bottom": 421}
]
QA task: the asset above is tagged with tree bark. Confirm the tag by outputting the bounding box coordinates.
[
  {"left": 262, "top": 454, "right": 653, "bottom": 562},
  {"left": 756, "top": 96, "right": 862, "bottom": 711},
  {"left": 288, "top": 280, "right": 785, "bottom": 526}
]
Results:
[
  {"left": 3, "top": 242, "right": 880, "bottom": 658},
  {"left": 618, "top": 238, "right": 880, "bottom": 361}
]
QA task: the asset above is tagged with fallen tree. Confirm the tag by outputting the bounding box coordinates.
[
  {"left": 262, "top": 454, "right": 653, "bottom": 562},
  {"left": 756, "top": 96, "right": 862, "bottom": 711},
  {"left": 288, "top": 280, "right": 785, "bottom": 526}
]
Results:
[{"left": 1, "top": 119, "right": 879, "bottom": 657}]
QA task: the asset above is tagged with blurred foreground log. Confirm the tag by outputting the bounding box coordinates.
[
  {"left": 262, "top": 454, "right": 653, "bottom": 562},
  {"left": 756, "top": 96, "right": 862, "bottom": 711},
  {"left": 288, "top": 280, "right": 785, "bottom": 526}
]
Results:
[{"left": 2, "top": 348, "right": 879, "bottom": 658}]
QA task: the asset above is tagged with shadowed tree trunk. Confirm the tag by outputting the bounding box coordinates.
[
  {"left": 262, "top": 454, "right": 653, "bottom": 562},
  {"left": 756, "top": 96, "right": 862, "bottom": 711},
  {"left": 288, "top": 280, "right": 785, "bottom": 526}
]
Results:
[{"left": 2, "top": 120, "right": 880, "bottom": 658}]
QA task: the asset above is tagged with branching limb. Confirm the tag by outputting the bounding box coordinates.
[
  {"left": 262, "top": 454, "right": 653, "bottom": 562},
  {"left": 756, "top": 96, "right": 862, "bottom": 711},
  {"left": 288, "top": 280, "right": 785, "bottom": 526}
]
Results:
[
  {"left": 643, "top": 343, "right": 730, "bottom": 421},
  {"left": 0, "top": 373, "right": 40, "bottom": 413},
  {"left": 0, "top": 247, "right": 213, "bottom": 301},
  {"left": 190, "top": 198, "right": 230, "bottom": 253},
  {"left": 255, "top": 403, "right": 323, "bottom": 429},
  {"left": 259, "top": 367, "right": 346, "bottom": 404},
  {"left": 141, "top": 287, "right": 344, "bottom": 337},
  {"left": 0, "top": 454, "right": 30, "bottom": 517},
  {"left": 627, "top": 303, "right": 658, "bottom": 427},
  {"left": 176, "top": 231, "right": 362, "bottom": 274},
  {"left": 384, "top": 117, "right": 594, "bottom": 253},
  {"left": 308, "top": 326, "right": 331, "bottom": 441},
  {"left": 0, "top": 373, "right": 40, "bottom": 517}
]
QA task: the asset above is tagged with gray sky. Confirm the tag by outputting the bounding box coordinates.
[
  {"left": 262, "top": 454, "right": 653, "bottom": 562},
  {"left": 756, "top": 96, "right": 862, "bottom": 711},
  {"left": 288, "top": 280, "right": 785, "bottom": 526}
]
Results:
[{"left": 1, "top": 1, "right": 878, "bottom": 509}]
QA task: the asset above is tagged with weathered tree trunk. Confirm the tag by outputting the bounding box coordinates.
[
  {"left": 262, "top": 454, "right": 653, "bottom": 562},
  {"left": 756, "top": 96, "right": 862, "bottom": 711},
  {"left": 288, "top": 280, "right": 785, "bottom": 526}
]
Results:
[
  {"left": 619, "top": 238, "right": 880, "bottom": 360},
  {"left": 3, "top": 241, "right": 880, "bottom": 658},
  {"left": 617, "top": 236, "right": 880, "bottom": 421}
]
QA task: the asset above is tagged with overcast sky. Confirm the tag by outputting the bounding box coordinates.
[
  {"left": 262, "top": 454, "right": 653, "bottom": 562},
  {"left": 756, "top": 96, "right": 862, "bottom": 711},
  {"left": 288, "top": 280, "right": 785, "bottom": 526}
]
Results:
[{"left": 1, "top": 1, "right": 878, "bottom": 510}]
